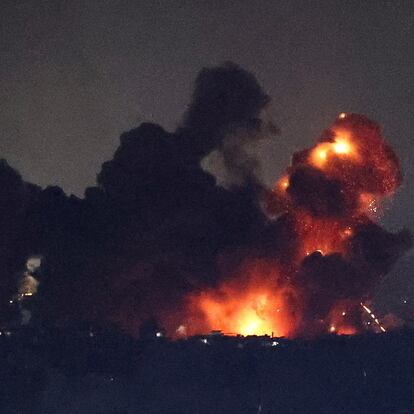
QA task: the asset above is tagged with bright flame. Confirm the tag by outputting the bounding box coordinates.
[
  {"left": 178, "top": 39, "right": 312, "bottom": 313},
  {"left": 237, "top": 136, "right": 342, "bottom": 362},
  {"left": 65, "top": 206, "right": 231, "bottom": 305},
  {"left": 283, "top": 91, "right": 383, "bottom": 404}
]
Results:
[
  {"left": 183, "top": 260, "right": 300, "bottom": 337},
  {"left": 333, "top": 137, "right": 351, "bottom": 154},
  {"left": 309, "top": 130, "right": 357, "bottom": 169}
]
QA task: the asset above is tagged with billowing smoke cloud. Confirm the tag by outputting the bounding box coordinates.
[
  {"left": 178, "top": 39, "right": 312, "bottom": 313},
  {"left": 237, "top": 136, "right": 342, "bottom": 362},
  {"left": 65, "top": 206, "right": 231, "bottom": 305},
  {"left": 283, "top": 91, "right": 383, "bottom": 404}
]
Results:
[{"left": 0, "top": 63, "right": 411, "bottom": 339}]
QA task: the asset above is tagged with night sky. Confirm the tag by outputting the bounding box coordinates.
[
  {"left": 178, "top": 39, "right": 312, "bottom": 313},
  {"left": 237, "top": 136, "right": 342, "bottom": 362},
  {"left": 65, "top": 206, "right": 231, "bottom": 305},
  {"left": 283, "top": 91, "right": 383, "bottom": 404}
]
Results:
[{"left": 1, "top": 1, "right": 413, "bottom": 313}]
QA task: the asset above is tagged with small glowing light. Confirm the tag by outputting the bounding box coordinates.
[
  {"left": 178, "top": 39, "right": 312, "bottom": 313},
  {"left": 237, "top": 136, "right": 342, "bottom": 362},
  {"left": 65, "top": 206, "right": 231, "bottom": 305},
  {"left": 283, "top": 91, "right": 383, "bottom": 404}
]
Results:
[
  {"left": 362, "top": 305, "right": 372, "bottom": 314},
  {"left": 276, "top": 308, "right": 281, "bottom": 313},
  {"left": 281, "top": 178, "right": 289, "bottom": 189},
  {"left": 271, "top": 341, "right": 279, "bottom": 347},
  {"left": 341, "top": 312, "right": 346, "bottom": 316},
  {"left": 403, "top": 299, "right": 407, "bottom": 304},
  {"left": 343, "top": 228, "right": 353, "bottom": 237},
  {"left": 361, "top": 303, "right": 386, "bottom": 333},
  {"left": 330, "top": 325, "right": 336, "bottom": 332},
  {"left": 339, "top": 112, "right": 347, "bottom": 119},
  {"left": 201, "top": 338, "right": 208, "bottom": 344},
  {"left": 156, "top": 332, "right": 163, "bottom": 338}
]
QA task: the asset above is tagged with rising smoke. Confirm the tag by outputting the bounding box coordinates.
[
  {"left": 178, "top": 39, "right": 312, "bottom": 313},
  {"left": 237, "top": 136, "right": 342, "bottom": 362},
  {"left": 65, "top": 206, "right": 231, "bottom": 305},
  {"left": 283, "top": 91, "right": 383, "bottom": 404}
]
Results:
[{"left": 0, "top": 63, "right": 411, "bottom": 338}]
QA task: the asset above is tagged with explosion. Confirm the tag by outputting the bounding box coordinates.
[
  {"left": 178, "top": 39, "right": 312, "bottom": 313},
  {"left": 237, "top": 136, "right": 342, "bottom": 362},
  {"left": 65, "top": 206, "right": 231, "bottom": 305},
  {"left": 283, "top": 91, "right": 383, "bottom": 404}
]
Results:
[
  {"left": 174, "top": 113, "right": 411, "bottom": 338},
  {"left": 0, "top": 64, "right": 410, "bottom": 341}
]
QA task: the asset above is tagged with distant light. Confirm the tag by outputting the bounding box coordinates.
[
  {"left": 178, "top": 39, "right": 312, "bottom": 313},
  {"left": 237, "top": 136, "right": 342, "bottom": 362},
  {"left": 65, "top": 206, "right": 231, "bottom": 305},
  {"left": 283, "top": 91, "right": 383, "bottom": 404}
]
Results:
[
  {"left": 201, "top": 338, "right": 208, "bottom": 344},
  {"left": 271, "top": 341, "right": 279, "bottom": 347},
  {"left": 339, "top": 112, "right": 347, "bottom": 119},
  {"left": 156, "top": 332, "right": 163, "bottom": 338},
  {"left": 342, "top": 312, "right": 346, "bottom": 316},
  {"left": 330, "top": 325, "right": 336, "bottom": 332},
  {"left": 343, "top": 228, "right": 353, "bottom": 237},
  {"left": 403, "top": 299, "right": 407, "bottom": 304}
]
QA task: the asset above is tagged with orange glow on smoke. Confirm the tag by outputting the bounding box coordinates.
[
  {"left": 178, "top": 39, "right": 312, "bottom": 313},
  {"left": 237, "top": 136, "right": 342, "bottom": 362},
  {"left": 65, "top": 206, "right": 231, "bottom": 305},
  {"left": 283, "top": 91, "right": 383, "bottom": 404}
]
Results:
[
  {"left": 279, "top": 175, "right": 289, "bottom": 190},
  {"left": 292, "top": 212, "right": 356, "bottom": 260}
]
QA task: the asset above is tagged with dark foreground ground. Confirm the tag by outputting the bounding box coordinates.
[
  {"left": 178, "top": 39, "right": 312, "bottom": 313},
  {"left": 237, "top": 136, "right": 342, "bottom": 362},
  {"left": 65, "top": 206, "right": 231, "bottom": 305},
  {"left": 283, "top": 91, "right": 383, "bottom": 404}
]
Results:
[{"left": 1, "top": 327, "right": 413, "bottom": 414}]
